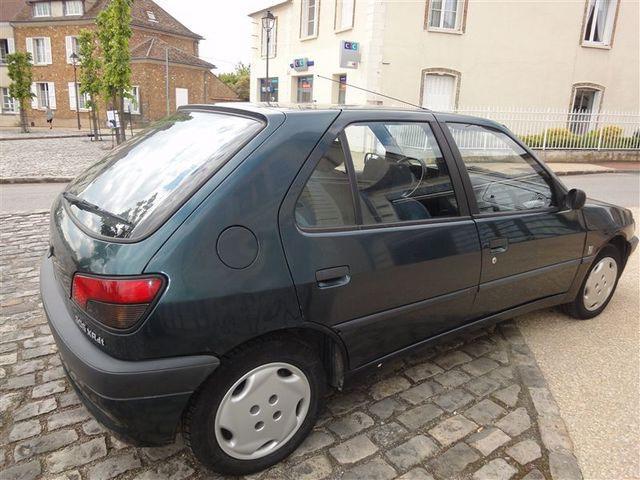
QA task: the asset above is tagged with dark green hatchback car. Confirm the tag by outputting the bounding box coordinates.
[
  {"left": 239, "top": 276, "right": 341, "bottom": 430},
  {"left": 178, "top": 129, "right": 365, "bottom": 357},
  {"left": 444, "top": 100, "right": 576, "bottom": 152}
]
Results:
[{"left": 41, "top": 103, "right": 637, "bottom": 474}]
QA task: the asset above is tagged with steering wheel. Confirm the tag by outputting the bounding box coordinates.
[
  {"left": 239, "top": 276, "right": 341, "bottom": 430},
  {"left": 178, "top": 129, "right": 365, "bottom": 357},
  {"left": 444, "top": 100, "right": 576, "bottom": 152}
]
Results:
[{"left": 397, "top": 156, "right": 427, "bottom": 199}]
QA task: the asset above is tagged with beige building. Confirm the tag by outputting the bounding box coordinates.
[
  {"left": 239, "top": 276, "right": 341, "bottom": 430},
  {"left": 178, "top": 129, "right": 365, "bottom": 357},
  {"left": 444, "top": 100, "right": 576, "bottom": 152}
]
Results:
[{"left": 248, "top": 0, "right": 639, "bottom": 117}]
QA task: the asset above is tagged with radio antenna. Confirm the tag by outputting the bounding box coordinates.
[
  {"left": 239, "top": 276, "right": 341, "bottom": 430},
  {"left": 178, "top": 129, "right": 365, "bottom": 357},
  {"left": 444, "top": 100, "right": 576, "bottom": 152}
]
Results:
[{"left": 316, "top": 74, "right": 427, "bottom": 110}]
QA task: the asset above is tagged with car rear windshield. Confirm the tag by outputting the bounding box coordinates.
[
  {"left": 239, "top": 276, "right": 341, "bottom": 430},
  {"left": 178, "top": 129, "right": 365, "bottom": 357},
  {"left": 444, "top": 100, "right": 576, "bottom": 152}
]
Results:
[{"left": 64, "top": 110, "right": 264, "bottom": 240}]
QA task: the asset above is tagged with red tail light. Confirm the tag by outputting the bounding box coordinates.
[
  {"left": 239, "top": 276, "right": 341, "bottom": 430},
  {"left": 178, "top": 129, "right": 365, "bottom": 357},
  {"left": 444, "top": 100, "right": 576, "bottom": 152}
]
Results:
[{"left": 71, "top": 274, "right": 164, "bottom": 330}]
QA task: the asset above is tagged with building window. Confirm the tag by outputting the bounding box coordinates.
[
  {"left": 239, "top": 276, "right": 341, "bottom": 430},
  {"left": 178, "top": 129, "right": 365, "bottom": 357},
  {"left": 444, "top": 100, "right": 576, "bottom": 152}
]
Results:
[
  {"left": 296, "top": 76, "right": 314, "bottom": 103},
  {"left": 335, "top": 0, "right": 354, "bottom": 30},
  {"left": 64, "top": 1, "right": 83, "bottom": 16},
  {"left": 301, "top": 0, "right": 319, "bottom": 38},
  {"left": 33, "top": 2, "right": 51, "bottom": 17},
  {"left": 335, "top": 74, "right": 347, "bottom": 104},
  {"left": 0, "top": 39, "right": 9, "bottom": 63},
  {"left": 259, "top": 77, "right": 279, "bottom": 102},
  {"left": 146, "top": 10, "right": 158, "bottom": 22},
  {"left": 123, "top": 86, "right": 140, "bottom": 114},
  {"left": 32, "top": 82, "right": 56, "bottom": 109},
  {"left": 569, "top": 84, "right": 604, "bottom": 134},
  {"left": 27, "top": 37, "right": 52, "bottom": 65},
  {"left": 582, "top": 0, "right": 618, "bottom": 46},
  {"left": 65, "top": 36, "right": 79, "bottom": 64},
  {"left": 421, "top": 70, "right": 459, "bottom": 111},
  {"left": 2, "top": 88, "right": 18, "bottom": 113},
  {"left": 68, "top": 82, "right": 90, "bottom": 111},
  {"left": 427, "top": 0, "right": 465, "bottom": 31},
  {"left": 261, "top": 17, "right": 277, "bottom": 57}
]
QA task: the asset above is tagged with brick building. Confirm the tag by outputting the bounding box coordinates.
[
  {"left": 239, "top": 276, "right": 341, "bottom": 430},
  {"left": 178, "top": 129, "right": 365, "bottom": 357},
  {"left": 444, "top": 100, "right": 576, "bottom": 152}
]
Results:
[{"left": 6, "top": 0, "right": 238, "bottom": 128}]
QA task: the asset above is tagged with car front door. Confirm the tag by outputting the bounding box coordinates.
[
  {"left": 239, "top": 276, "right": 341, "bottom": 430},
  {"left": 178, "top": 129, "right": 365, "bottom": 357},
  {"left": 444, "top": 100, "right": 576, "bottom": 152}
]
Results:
[
  {"left": 440, "top": 116, "right": 586, "bottom": 317},
  {"left": 279, "top": 111, "right": 482, "bottom": 370}
]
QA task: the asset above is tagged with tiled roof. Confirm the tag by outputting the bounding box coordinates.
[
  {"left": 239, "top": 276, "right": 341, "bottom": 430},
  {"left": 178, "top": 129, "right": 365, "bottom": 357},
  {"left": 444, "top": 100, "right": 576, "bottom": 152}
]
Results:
[
  {"left": 0, "top": 0, "right": 26, "bottom": 21},
  {"left": 130, "top": 37, "right": 215, "bottom": 69},
  {"left": 12, "top": 0, "right": 203, "bottom": 39}
]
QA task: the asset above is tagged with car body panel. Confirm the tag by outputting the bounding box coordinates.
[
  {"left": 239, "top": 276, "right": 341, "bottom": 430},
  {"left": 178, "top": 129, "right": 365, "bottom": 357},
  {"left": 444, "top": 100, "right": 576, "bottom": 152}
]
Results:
[{"left": 41, "top": 103, "right": 637, "bottom": 448}]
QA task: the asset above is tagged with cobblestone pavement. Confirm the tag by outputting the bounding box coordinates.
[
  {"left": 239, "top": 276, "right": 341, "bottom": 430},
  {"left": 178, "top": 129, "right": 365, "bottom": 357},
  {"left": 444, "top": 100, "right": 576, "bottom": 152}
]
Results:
[
  {"left": 0, "top": 212, "right": 582, "bottom": 480},
  {"left": 1, "top": 137, "right": 109, "bottom": 179}
]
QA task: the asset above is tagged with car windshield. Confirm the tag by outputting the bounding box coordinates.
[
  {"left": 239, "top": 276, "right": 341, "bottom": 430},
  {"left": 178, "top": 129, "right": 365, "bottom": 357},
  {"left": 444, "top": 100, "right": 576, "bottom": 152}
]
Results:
[{"left": 65, "top": 110, "right": 264, "bottom": 240}]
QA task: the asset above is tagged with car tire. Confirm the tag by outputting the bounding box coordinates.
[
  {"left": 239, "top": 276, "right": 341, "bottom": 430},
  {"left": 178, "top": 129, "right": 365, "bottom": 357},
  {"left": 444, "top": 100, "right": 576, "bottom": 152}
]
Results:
[
  {"left": 183, "top": 336, "right": 326, "bottom": 475},
  {"left": 562, "top": 245, "right": 622, "bottom": 320}
]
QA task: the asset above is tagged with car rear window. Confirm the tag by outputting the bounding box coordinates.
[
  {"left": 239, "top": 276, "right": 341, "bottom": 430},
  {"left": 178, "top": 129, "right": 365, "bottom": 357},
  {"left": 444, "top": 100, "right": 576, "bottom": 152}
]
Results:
[{"left": 65, "top": 110, "right": 264, "bottom": 240}]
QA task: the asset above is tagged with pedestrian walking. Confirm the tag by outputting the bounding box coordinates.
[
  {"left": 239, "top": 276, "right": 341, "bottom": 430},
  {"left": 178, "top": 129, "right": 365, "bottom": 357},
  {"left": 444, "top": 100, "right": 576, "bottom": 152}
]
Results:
[{"left": 46, "top": 107, "right": 54, "bottom": 129}]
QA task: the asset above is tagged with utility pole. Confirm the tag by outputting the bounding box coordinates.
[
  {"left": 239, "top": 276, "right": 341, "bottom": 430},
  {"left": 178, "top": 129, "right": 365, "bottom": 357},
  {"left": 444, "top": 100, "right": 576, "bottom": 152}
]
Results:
[
  {"left": 165, "top": 47, "right": 170, "bottom": 115},
  {"left": 262, "top": 11, "right": 275, "bottom": 102}
]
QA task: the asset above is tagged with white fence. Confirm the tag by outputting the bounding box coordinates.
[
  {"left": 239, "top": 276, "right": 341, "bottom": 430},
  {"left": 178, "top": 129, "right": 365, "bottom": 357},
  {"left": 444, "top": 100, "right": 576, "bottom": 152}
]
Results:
[{"left": 454, "top": 107, "right": 640, "bottom": 151}]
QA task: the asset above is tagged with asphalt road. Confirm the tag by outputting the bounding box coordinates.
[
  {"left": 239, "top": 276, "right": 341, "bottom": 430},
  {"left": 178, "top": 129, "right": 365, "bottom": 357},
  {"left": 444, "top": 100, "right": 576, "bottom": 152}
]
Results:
[
  {"left": 0, "top": 182, "right": 66, "bottom": 213},
  {"left": 0, "top": 172, "right": 638, "bottom": 214}
]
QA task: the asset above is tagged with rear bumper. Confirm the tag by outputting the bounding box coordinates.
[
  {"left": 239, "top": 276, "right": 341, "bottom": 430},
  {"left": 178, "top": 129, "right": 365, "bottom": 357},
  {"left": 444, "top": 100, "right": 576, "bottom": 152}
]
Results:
[{"left": 40, "top": 255, "right": 220, "bottom": 445}]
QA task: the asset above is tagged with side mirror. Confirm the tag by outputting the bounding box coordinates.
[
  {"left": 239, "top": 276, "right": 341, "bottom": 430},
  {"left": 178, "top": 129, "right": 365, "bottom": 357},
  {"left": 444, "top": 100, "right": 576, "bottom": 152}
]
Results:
[{"left": 565, "top": 188, "right": 586, "bottom": 210}]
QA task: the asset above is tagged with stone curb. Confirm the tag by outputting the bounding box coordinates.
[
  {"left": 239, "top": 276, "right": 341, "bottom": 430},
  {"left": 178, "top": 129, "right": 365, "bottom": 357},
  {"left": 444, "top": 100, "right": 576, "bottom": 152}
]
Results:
[
  {"left": 499, "top": 321, "right": 584, "bottom": 480},
  {"left": 0, "top": 134, "right": 94, "bottom": 141},
  {"left": 554, "top": 169, "right": 637, "bottom": 176},
  {"left": 0, "top": 177, "right": 73, "bottom": 184}
]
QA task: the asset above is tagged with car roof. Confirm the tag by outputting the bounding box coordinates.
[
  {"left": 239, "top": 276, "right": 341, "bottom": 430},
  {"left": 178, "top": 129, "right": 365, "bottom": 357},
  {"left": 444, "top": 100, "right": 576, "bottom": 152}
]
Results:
[{"left": 183, "top": 102, "right": 505, "bottom": 129}]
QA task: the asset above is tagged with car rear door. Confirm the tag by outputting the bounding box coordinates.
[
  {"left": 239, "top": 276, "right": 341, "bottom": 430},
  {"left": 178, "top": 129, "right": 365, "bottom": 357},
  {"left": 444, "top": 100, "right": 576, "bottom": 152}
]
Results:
[
  {"left": 279, "top": 110, "right": 482, "bottom": 370},
  {"left": 439, "top": 115, "right": 586, "bottom": 317}
]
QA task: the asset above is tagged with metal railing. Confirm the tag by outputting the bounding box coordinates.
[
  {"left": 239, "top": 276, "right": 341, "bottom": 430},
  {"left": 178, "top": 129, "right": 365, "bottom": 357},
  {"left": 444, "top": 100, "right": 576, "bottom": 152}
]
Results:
[{"left": 454, "top": 107, "right": 640, "bottom": 150}]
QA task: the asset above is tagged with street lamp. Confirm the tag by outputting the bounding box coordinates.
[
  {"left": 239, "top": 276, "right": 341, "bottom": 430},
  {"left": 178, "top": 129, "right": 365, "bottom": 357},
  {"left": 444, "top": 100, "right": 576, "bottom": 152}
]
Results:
[
  {"left": 261, "top": 10, "right": 275, "bottom": 102},
  {"left": 70, "top": 52, "right": 81, "bottom": 130}
]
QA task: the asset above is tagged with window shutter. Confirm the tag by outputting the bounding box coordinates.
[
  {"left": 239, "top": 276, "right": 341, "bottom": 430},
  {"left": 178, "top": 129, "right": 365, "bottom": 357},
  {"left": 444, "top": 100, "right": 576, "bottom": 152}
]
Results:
[
  {"left": 68, "top": 82, "right": 76, "bottom": 110},
  {"left": 25, "top": 38, "right": 34, "bottom": 59},
  {"left": 48, "top": 82, "right": 56, "bottom": 109},
  {"left": 44, "top": 37, "right": 52, "bottom": 64},
  {"left": 7, "top": 38, "right": 15, "bottom": 54},
  {"left": 65, "top": 36, "right": 73, "bottom": 64},
  {"left": 30, "top": 83, "right": 38, "bottom": 109}
]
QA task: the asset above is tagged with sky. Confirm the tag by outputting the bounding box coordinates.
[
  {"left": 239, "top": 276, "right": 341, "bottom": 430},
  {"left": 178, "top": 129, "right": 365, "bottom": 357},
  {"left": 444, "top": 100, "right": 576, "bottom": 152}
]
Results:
[{"left": 154, "top": 0, "right": 275, "bottom": 73}]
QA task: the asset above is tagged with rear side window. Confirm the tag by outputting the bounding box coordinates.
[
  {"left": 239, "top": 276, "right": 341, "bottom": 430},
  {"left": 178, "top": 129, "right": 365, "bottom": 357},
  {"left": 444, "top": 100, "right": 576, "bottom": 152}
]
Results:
[
  {"left": 295, "top": 137, "right": 356, "bottom": 228},
  {"left": 66, "top": 111, "right": 264, "bottom": 239}
]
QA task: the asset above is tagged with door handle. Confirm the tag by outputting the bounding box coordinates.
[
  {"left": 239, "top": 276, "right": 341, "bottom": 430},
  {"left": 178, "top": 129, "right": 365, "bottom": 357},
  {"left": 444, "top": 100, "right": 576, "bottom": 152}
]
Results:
[
  {"left": 489, "top": 237, "right": 509, "bottom": 254},
  {"left": 316, "top": 266, "right": 351, "bottom": 289}
]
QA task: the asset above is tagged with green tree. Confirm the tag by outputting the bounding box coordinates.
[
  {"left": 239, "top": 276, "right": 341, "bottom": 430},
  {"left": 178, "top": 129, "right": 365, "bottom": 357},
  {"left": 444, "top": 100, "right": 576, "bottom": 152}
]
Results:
[
  {"left": 77, "top": 29, "right": 102, "bottom": 140},
  {"left": 219, "top": 62, "right": 250, "bottom": 101},
  {"left": 96, "top": 0, "right": 132, "bottom": 144},
  {"left": 6, "top": 52, "right": 34, "bottom": 133}
]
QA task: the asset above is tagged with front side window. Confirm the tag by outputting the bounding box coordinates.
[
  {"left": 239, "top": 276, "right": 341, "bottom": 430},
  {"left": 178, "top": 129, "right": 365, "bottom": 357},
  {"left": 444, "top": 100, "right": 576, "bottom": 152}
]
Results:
[
  {"left": 422, "top": 72, "right": 457, "bottom": 111},
  {"left": 346, "top": 122, "right": 459, "bottom": 224},
  {"left": 296, "top": 137, "right": 355, "bottom": 228},
  {"left": 301, "top": 0, "right": 319, "bottom": 38},
  {"left": 335, "top": 0, "right": 354, "bottom": 30},
  {"left": 296, "top": 76, "right": 313, "bottom": 103},
  {"left": 64, "top": 0, "right": 83, "bottom": 15},
  {"left": 583, "top": 0, "right": 618, "bottom": 46},
  {"left": 448, "top": 123, "right": 555, "bottom": 213},
  {"left": 66, "top": 111, "right": 264, "bottom": 239},
  {"left": 428, "top": 0, "right": 463, "bottom": 30},
  {"left": 33, "top": 2, "right": 51, "bottom": 17}
]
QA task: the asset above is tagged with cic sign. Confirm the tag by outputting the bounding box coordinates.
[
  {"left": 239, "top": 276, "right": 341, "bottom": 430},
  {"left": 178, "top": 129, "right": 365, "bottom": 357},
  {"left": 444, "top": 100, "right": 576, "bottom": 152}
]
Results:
[{"left": 339, "top": 41, "right": 361, "bottom": 68}]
